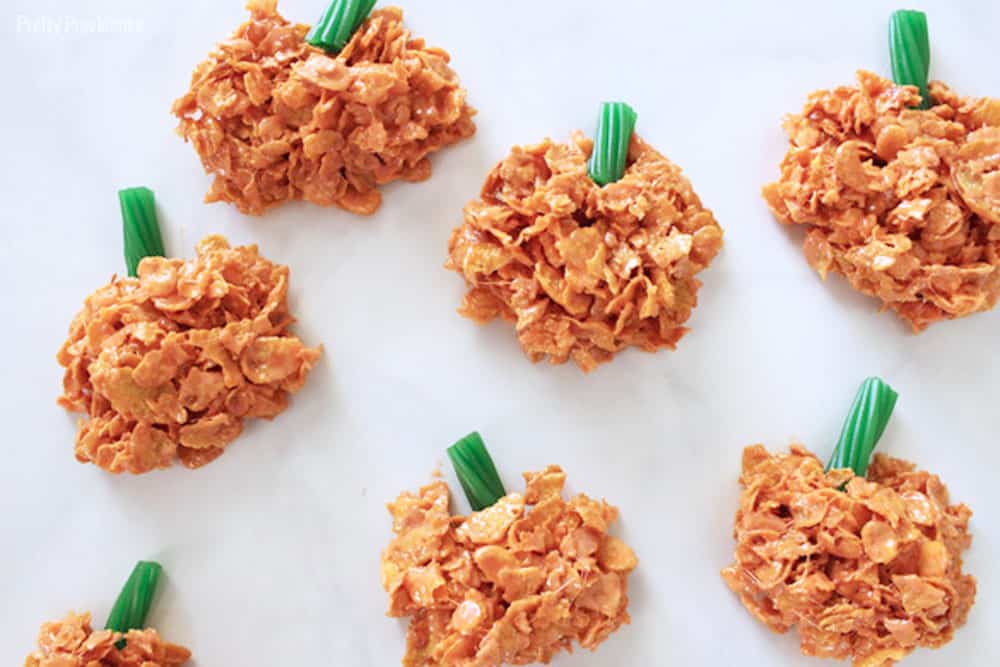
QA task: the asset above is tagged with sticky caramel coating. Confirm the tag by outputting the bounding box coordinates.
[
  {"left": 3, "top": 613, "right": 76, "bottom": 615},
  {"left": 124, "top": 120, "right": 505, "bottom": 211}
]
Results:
[
  {"left": 382, "top": 466, "right": 638, "bottom": 666},
  {"left": 57, "top": 236, "right": 320, "bottom": 473},
  {"left": 447, "top": 132, "right": 723, "bottom": 372},
  {"left": 173, "top": 0, "right": 476, "bottom": 216},
  {"left": 722, "top": 444, "right": 976, "bottom": 667},
  {"left": 764, "top": 71, "right": 1000, "bottom": 331},
  {"left": 23, "top": 612, "right": 190, "bottom": 667}
]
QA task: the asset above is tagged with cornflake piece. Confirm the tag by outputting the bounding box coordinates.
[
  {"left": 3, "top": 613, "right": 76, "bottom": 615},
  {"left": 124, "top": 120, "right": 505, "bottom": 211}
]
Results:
[
  {"left": 722, "top": 444, "right": 976, "bottom": 667},
  {"left": 172, "top": 0, "right": 476, "bottom": 216},
  {"left": 381, "top": 465, "right": 638, "bottom": 666},
  {"left": 57, "top": 235, "right": 321, "bottom": 474},
  {"left": 446, "top": 132, "right": 723, "bottom": 372},
  {"left": 764, "top": 70, "right": 1000, "bottom": 331},
  {"left": 23, "top": 611, "right": 190, "bottom": 667}
]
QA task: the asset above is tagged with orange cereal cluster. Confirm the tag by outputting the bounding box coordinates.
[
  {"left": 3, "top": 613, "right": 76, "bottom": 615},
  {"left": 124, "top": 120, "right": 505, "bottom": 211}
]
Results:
[
  {"left": 381, "top": 465, "right": 638, "bottom": 666},
  {"left": 764, "top": 71, "right": 1000, "bottom": 331},
  {"left": 57, "top": 235, "right": 321, "bottom": 474},
  {"left": 173, "top": 0, "right": 476, "bottom": 216},
  {"left": 722, "top": 444, "right": 976, "bottom": 667},
  {"left": 23, "top": 612, "right": 190, "bottom": 667},
  {"left": 447, "top": 132, "right": 723, "bottom": 372}
]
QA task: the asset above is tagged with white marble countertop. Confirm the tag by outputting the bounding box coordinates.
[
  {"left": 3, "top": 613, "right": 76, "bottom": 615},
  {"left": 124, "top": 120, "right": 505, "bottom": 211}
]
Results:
[{"left": 2, "top": 0, "right": 998, "bottom": 665}]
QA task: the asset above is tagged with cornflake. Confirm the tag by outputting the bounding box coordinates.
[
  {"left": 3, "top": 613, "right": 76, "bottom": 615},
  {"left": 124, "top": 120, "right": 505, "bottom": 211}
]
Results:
[
  {"left": 57, "top": 236, "right": 321, "bottom": 474},
  {"left": 172, "top": 0, "right": 476, "bottom": 216},
  {"left": 23, "top": 611, "right": 190, "bottom": 667},
  {"left": 381, "top": 465, "right": 638, "bottom": 666},
  {"left": 446, "top": 132, "right": 723, "bottom": 372},
  {"left": 764, "top": 70, "right": 1000, "bottom": 331},
  {"left": 722, "top": 444, "right": 976, "bottom": 667}
]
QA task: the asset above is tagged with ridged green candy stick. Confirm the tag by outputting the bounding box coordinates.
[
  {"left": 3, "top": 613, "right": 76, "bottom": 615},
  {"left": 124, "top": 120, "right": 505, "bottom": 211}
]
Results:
[
  {"left": 890, "top": 9, "right": 932, "bottom": 109},
  {"left": 106, "top": 561, "right": 163, "bottom": 648},
  {"left": 307, "top": 0, "right": 377, "bottom": 54},
  {"left": 588, "top": 102, "right": 638, "bottom": 186},
  {"left": 448, "top": 432, "right": 507, "bottom": 511},
  {"left": 826, "top": 377, "right": 899, "bottom": 478},
  {"left": 120, "top": 187, "right": 165, "bottom": 278}
]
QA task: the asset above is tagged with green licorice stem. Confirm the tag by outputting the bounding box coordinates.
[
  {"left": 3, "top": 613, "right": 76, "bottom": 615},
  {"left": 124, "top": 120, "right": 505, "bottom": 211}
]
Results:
[
  {"left": 588, "top": 102, "right": 638, "bottom": 186},
  {"left": 106, "top": 561, "right": 162, "bottom": 648},
  {"left": 826, "top": 378, "right": 899, "bottom": 478},
  {"left": 120, "top": 187, "right": 165, "bottom": 278},
  {"left": 890, "top": 9, "right": 932, "bottom": 109},
  {"left": 306, "top": 0, "right": 377, "bottom": 54},
  {"left": 448, "top": 432, "right": 507, "bottom": 511}
]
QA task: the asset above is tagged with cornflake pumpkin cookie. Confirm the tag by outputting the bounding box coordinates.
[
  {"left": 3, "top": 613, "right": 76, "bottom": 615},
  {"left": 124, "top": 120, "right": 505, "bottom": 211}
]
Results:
[
  {"left": 172, "top": 0, "right": 476, "bottom": 216},
  {"left": 57, "top": 230, "right": 321, "bottom": 474},
  {"left": 381, "top": 433, "right": 638, "bottom": 666},
  {"left": 722, "top": 379, "right": 976, "bottom": 667},
  {"left": 447, "top": 103, "right": 723, "bottom": 372},
  {"left": 26, "top": 562, "right": 191, "bottom": 667},
  {"left": 763, "top": 13, "right": 1000, "bottom": 331},
  {"left": 24, "top": 612, "right": 190, "bottom": 667}
]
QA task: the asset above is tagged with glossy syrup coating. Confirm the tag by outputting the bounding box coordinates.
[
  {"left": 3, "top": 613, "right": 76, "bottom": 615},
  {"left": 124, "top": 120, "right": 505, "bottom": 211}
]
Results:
[
  {"left": 173, "top": 0, "right": 476, "bottom": 215},
  {"left": 382, "top": 466, "right": 638, "bottom": 666},
  {"left": 57, "top": 236, "right": 321, "bottom": 473},
  {"left": 447, "top": 132, "right": 723, "bottom": 372},
  {"left": 764, "top": 71, "right": 1000, "bottom": 330},
  {"left": 722, "top": 444, "right": 976, "bottom": 667},
  {"left": 23, "top": 612, "right": 190, "bottom": 667}
]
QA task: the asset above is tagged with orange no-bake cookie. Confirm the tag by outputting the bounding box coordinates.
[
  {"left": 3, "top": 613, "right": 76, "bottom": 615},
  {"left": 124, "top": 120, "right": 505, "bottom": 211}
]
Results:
[
  {"left": 447, "top": 132, "right": 723, "bottom": 372},
  {"left": 722, "top": 444, "right": 976, "bottom": 667},
  {"left": 382, "top": 465, "right": 638, "bottom": 666},
  {"left": 173, "top": 0, "right": 475, "bottom": 216},
  {"left": 57, "top": 235, "right": 320, "bottom": 474},
  {"left": 764, "top": 71, "right": 1000, "bottom": 330},
  {"left": 23, "top": 612, "right": 190, "bottom": 667}
]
